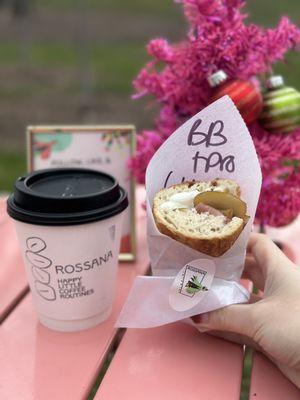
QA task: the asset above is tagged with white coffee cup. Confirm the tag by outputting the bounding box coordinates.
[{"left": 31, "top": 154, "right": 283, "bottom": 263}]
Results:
[{"left": 7, "top": 168, "right": 128, "bottom": 332}]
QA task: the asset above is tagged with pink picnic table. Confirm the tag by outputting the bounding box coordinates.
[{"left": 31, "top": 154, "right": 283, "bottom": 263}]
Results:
[{"left": 0, "top": 187, "right": 299, "bottom": 400}]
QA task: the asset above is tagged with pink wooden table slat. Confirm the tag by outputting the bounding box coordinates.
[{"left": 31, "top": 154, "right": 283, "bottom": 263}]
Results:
[
  {"left": 96, "top": 323, "right": 244, "bottom": 400},
  {"left": 249, "top": 352, "right": 300, "bottom": 399},
  {"left": 0, "top": 187, "right": 149, "bottom": 400},
  {"left": 94, "top": 263, "right": 252, "bottom": 398},
  {"left": 0, "top": 198, "right": 28, "bottom": 322},
  {"left": 249, "top": 216, "right": 300, "bottom": 399},
  {"left": 96, "top": 282, "right": 253, "bottom": 400}
]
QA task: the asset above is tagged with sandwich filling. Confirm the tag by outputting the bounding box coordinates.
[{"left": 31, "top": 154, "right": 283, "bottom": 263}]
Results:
[{"left": 156, "top": 181, "right": 245, "bottom": 239}]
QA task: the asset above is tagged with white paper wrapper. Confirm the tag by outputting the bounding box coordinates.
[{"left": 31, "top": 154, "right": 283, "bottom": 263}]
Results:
[{"left": 117, "top": 96, "right": 261, "bottom": 328}]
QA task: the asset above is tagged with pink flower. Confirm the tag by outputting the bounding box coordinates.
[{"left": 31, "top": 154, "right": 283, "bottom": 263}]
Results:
[
  {"left": 156, "top": 105, "right": 179, "bottom": 139},
  {"left": 264, "top": 17, "right": 300, "bottom": 65},
  {"left": 256, "top": 173, "right": 300, "bottom": 227},
  {"left": 249, "top": 124, "right": 300, "bottom": 226},
  {"left": 250, "top": 124, "right": 300, "bottom": 176},
  {"left": 129, "top": 0, "right": 300, "bottom": 226},
  {"left": 147, "top": 38, "right": 174, "bottom": 62},
  {"left": 132, "top": 2, "right": 300, "bottom": 107},
  {"left": 128, "top": 131, "right": 163, "bottom": 183}
]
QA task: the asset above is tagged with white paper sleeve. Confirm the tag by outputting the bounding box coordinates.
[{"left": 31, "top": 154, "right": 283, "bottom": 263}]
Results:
[{"left": 116, "top": 96, "right": 261, "bottom": 328}]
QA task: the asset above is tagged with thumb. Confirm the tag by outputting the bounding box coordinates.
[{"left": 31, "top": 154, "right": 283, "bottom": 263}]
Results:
[{"left": 192, "top": 303, "right": 255, "bottom": 338}]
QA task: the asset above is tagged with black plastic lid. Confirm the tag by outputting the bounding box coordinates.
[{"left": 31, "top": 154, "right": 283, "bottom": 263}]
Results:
[{"left": 7, "top": 168, "right": 128, "bottom": 226}]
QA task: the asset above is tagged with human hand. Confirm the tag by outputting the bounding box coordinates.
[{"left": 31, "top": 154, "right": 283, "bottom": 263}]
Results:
[{"left": 192, "top": 233, "right": 300, "bottom": 388}]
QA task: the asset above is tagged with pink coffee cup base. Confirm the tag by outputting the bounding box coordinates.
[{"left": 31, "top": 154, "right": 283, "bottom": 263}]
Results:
[{"left": 38, "top": 306, "right": 112, "bottom": 332}]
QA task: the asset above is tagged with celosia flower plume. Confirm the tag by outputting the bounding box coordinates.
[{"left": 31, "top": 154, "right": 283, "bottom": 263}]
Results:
[{"left": 130, "top": 0, "right": 300, "bottom": 227}]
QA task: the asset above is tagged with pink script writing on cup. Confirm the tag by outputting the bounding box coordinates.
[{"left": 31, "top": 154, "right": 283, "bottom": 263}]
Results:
[{"left": 25, "top": 237, "right": 56, "bottom": 301}]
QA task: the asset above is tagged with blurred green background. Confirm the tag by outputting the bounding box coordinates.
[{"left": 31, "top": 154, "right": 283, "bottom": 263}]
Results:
[{"left": 0, "top": 0, "right": 299, "bottom": 191}]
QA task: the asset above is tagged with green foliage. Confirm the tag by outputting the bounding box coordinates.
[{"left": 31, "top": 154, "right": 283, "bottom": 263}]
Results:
[
  {"left": 38, "top": 0, "right": 181, "bottom": 17},
  {"left": 246, "top": 0, "right": 299, "bottom": 26},
  {"left": 0, "top": 42, "right": 19, "bottom": 63},
  {"left": 240, "top": 349, "right": 253, "bottom": 400},
  {"left": 31, "top": 43, "right": 78, "bottom": 67},
  {"left": 0, "top": 151, "right": 26, "bottom": 192},
  {"left": 273, "top": 53, "right": 300, "bottom": 89},
  {"left": 93, "top": 44, "right": 147, "bottom": 94},
  {"left": 0, "top": 0, "right": 298, "bottom": 193},
  {"left": 0, "top": 42, "right": 147, "bottom": 94}
]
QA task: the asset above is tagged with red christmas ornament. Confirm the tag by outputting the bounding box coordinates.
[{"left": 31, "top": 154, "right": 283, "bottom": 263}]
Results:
[{"left": 208, "top": 70, "right": 263, "bottom": 124}]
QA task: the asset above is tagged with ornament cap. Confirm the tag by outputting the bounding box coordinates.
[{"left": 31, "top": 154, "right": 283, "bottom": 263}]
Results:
[
  {"left": 266, "top": 75, "right": 284, "bottom": 89},
  {"left": 207, "top": 70, "right": 228, "bottom": 87}
]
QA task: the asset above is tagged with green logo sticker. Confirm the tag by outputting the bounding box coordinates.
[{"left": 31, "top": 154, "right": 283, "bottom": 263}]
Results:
[{"left": 185, "top": 275, "right": 208, "bottom": 295}]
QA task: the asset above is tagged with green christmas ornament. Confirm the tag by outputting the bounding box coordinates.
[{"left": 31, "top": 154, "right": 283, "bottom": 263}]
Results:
[{"left": 259, "top": 75, "right": 300, "bottom": 134}]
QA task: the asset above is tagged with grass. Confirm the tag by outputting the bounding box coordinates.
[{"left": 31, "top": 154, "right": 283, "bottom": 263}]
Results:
[
  {"left": 0, "top": 1, "right": 298, "bottom": 95},
  {"left": 0, "top": 42, "right": 19, "bottom": 64},
  {"left": 273, "top": 52, "right": 300, "bottom": 89},
  {"left": 0, "top": 42, "right": 147, "bottom": 95},
  {"left": 240, "top": 348, "right": 253, "bottom": 400},
  {"left": 0, "top": 84, "right": 40, "bottom": 99},
  {"left": 38, "top": 0, "right": 182, "bottom": 17},
  {"left": 93, "top": 44, "right": 148, "bottom": 93},
  {"left": 38, "top": 0, "right": 300, "bottom": 22},
  {"left": 0, "top": 151, "right": 26, "bottom": 192},
  {"left": 247, "top": 0, "right": 299, "bottom": 26},
  {"left": 0, "top": 0, "right": 299, "bottom": 191},
  {"left": 87, "top": 355, "right": 113, "bottom": 400},
  {"left": 31, "top": 43, "right": 79, "bottom": 67},
  {"left": 0, "top": 43, "right": 297, "bottom": 102}
]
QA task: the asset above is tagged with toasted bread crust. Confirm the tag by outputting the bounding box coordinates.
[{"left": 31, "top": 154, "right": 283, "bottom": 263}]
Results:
[{"left": 153, "top": 180, "right": 248, "bottom": 257}]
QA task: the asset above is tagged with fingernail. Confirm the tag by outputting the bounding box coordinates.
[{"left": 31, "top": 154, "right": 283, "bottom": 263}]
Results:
[
  {"left": 192, "top": 313, "right": 210, "bottom": 332},
  {"left": 191, "top": 312, "right": 210, "bottom": 325},
  {"left": 191, "top": 314, "right": 201, "bottom": 323}
]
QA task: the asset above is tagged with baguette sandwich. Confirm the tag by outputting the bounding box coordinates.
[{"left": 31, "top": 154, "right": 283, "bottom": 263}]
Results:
[{"left": 153, "top": 179, "right": 249, "bottom": 257}]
